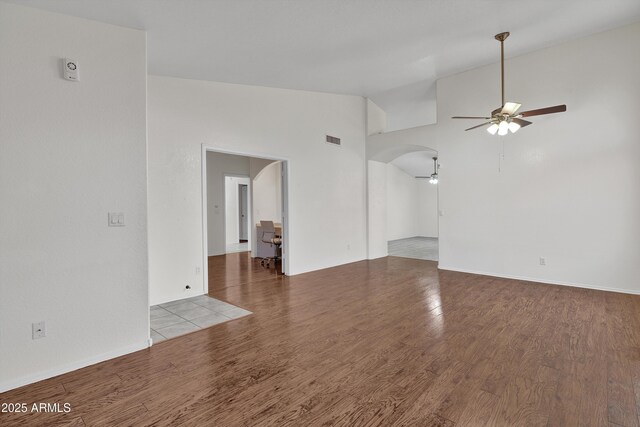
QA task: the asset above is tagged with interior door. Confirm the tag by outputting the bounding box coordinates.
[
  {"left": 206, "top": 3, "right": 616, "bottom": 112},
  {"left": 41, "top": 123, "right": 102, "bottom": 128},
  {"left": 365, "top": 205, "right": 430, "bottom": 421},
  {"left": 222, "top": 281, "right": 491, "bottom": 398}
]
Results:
[
  {"left": 238, "top": 184, "right": 248, "bottom": 241},
  {"left": 279, "top": 161, "right": 287, "bottom": 274}
]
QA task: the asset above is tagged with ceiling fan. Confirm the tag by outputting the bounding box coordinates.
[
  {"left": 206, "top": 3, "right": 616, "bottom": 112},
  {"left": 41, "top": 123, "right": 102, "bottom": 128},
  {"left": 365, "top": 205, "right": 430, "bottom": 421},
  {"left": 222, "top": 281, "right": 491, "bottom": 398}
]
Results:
[
  {"left": 452, "top": 32, "right": 566, "bottom": 135},
  {"left": 416, "top": 157, "right": 439, "bottom": 184}
]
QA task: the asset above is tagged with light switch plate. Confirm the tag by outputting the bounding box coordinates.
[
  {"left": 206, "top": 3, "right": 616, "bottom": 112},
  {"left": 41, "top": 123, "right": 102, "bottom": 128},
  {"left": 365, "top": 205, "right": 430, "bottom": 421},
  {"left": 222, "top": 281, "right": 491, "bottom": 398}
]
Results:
[{"left": 108, "top": 212, "right": 125, "bottom": 227}]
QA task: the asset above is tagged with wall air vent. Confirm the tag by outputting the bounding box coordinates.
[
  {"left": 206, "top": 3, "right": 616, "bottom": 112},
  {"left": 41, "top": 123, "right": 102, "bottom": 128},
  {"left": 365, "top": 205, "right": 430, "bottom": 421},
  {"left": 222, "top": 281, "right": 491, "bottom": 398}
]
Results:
[{"left": 325, "top": 135, "right": 341, "bottom": 146}]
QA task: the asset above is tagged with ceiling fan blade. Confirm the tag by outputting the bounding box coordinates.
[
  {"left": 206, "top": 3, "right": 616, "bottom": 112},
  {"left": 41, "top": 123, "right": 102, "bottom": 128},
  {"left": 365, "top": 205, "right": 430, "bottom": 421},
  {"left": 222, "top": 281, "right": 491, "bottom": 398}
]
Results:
[
  {"left": 464, "top": 121, "right": 492, "bottom": 131},
  {"left": 511, "top": 118, "right": 532, "bottom": 128},
  {"left": 452, "top": 116, "right": 491, "bottom": 119},
  {"left": 501, "top": 102, "right": 521, "bottom": 116},
  {"left": 519, "top": 104, "right": 566, "bottom": 117}
]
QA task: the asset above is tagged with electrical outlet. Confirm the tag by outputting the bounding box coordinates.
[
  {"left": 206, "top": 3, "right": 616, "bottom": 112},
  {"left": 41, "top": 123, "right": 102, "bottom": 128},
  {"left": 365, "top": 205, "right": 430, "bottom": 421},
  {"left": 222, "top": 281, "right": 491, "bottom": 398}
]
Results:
[
  {"left": 32, "top": 321, "right": 46, "bottom": 340},
  {"left": 539, "top": 257, "right": 546, "bottom": 266},
  {"left": 195, "top": 267, "right": 201, "bottom": 275}
]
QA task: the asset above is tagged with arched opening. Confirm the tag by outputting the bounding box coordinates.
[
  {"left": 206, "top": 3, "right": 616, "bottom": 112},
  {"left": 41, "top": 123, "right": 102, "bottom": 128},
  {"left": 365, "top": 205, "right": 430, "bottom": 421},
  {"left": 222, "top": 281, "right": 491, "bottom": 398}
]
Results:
[{"left": 367, "top": 144, "right": 439, "bottom": 262}]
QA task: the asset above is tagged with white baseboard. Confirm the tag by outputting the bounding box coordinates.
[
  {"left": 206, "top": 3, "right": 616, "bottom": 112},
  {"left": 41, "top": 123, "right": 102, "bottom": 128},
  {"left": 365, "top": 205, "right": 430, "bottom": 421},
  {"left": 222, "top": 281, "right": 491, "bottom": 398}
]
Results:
[
  {"left": 151, "top": 291, "right": 205, "bottom": 307},
  {"left": 0, "top": 340, "right": 150, "bottom": 393},
  {"left": 437, "top": 265, "right": 640, "bottom": 296},
  {"left": 289, "top": 256, "right": 368, "bottom": 276}
]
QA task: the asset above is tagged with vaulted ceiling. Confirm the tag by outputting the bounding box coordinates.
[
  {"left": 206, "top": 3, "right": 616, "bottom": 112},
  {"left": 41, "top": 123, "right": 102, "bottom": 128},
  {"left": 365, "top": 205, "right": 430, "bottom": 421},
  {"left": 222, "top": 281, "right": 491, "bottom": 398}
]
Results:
[{"left": 10, "top": 0, "right": 640, "bottom": 131}]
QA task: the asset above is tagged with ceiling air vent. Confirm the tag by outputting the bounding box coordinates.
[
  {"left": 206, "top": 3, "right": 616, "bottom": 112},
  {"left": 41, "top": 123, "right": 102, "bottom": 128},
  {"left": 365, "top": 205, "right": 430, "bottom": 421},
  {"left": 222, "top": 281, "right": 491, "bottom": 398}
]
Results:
[{"left": 326, "top": 135, "right": 341, "bottom": 146}]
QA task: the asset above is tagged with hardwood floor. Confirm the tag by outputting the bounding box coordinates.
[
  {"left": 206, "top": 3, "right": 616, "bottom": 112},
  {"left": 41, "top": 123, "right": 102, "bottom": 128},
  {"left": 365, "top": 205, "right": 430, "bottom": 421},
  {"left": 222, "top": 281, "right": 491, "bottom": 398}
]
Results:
[{"left": 2, "top": 254, "right": 640, "bottom": 426}]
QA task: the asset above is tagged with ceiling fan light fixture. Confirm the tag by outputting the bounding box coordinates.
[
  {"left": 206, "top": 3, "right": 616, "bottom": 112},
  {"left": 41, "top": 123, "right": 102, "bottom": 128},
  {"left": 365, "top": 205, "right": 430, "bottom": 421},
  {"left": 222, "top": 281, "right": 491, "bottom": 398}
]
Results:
[
  {"left": 451, "top": 32, "right": 566, "bottom": 135},
  {"left": 429, "top": 174, "right": 439, "bottom": 184},
  {"left": 498, "top": 121, "right": 509, "bottom": 136},
  {"left": 508, "top": 121, "right": 521, "bottom": 133}
]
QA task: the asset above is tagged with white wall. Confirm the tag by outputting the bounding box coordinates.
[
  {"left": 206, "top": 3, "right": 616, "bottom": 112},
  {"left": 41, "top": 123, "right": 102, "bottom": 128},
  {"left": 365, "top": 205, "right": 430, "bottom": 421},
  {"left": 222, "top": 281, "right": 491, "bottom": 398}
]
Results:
[
  {"left": 148, "top": 76, "right": 367, "bottom": 304},
  {"left": 367, "top": 160, "right": 388, "bottom": 259},
  {"left": 206, "top": 152, "right": 250, "bottom": 257},
  {"left": 224, "top": 176, "right": 250, "bottom": 245},
  {"left": 366, "top": 98, "right": 387, "bottom": 136},
  {"left": 253, "top": 161, "right": 282, "bottom": 225},
  {"left": 385, "top": 162, "right": 438, "bottom": 240},
  {"left": 0, "top": 3, "right": 148, "bottom": 391},
  {"left": 436, "top": 23, "right": 640, "bottom": 294},
  {"left": 417, "top": 180, "right": 438, "bottom": 238},
  {"left": 369, "top": 79, "right": 437, "bottom": 132},
  {"left": 249, "top": 157, "right": 278, "bottom": 258},
  {"left": 386, "top": 164, "right": 420, "bottom": 240}
]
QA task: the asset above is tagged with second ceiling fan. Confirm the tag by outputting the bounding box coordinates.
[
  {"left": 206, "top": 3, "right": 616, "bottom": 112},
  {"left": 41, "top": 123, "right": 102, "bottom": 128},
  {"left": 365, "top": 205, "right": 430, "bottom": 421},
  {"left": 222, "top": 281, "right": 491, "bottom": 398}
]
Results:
[{"left": 452, "top": 32, "right": 566, "bottom": 135}]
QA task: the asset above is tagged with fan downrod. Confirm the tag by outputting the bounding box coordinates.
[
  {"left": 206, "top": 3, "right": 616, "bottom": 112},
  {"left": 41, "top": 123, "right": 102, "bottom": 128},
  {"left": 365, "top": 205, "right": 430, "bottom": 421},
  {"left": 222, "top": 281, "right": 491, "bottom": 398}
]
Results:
[{"left": 495, "top": 32, "right": 510, "bottom": 106}]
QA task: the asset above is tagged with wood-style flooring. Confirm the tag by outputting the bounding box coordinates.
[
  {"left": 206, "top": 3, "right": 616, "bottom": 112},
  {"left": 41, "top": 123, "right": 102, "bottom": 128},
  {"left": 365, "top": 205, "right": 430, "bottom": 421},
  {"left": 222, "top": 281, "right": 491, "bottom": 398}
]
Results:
[{"left": 2, "top": 253, "right": 640, "bottom": 426}]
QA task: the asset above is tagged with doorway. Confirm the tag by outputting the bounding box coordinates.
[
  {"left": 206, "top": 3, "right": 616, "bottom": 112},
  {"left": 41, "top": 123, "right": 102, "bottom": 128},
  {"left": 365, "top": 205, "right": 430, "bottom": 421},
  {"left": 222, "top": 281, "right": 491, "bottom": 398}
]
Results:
[
  {"left": 223, "top": 175, "right": 251, "bottom": 254},
  {"left": 238, "top": 184, "right": 248, "bottom": 242},
  {"left": 202, "top": 147, "right": 289, "bottom": 295},
  {"left": 385, "top": 150, "right": 439, "bottom": 261}
]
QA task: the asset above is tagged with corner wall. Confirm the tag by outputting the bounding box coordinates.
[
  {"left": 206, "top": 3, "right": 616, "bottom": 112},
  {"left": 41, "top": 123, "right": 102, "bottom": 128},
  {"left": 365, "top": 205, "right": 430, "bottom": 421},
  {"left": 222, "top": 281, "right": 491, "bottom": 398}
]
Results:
[
  {"left": 0, "top": 3, "right": 148, "bottom": 391},
  {"left": 385, "top": 163, "right": 439, "bottom": 242}
]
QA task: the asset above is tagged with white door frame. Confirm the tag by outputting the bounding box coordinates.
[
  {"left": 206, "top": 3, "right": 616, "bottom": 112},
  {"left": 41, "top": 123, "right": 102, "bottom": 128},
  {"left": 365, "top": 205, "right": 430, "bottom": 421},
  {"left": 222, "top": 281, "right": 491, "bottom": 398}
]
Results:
[
  {"left": 222, "top": 173, "right": 251, "bottom": 253},
  {"left": 201, "top": 145, "right": 291, "bottom": 294}
]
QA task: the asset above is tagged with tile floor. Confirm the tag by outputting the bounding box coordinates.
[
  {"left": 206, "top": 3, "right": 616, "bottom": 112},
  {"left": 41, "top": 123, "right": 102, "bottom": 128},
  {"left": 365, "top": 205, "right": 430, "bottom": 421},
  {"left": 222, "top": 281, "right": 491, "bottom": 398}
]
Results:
[
  {"left": 388, "top": 236, "right": 439, "bottom": 261},
  {"left": 226, "top": 241, "right": 249, "bottom": 253},
  {"left": 150, "top": 295, "right": 252, "bottom": 343}
]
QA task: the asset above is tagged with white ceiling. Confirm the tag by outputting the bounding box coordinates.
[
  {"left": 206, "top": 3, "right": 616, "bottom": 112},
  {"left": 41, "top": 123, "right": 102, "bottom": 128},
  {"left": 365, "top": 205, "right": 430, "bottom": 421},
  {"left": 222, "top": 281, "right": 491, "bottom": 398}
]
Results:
[
  {"left": 391, "top": 150, "right": 438, "bottom": 178},
  {"left": 9, "top": 0, "right": 640, "bottom": 130}
]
